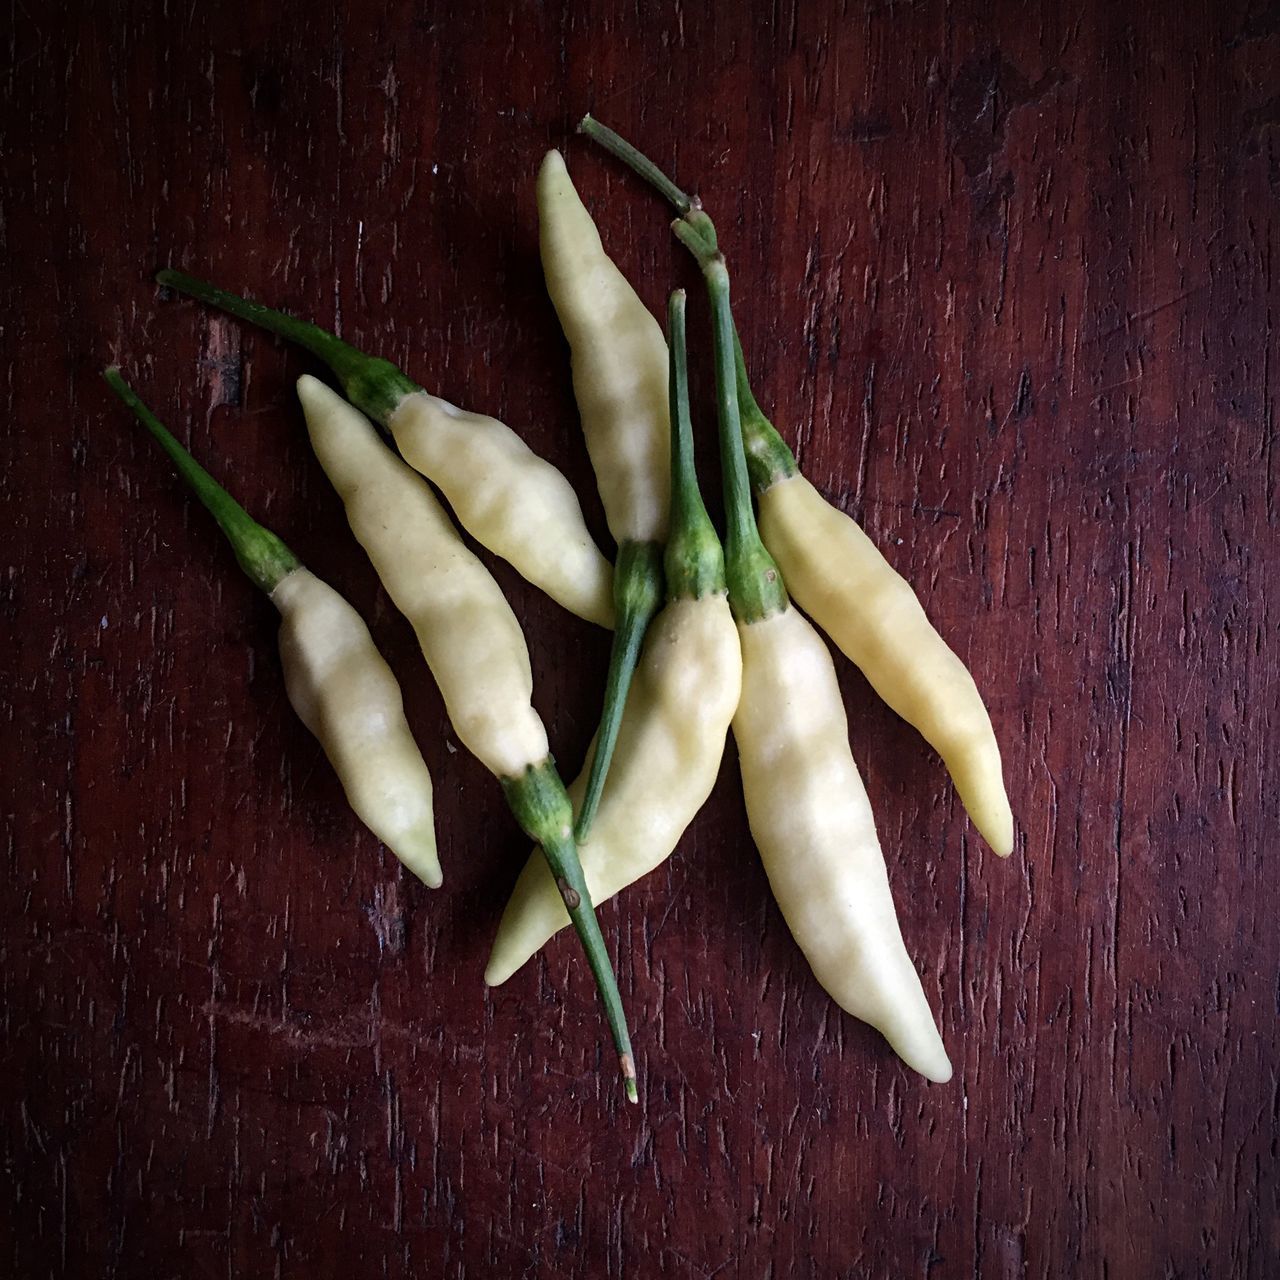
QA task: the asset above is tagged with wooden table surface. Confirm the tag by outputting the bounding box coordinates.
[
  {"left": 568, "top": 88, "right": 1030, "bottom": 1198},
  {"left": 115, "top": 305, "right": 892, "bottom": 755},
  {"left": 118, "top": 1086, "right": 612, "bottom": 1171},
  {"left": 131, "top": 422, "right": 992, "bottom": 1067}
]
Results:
[{"left": 4, "top": 1, "right": 1277, "bottom": 1276}]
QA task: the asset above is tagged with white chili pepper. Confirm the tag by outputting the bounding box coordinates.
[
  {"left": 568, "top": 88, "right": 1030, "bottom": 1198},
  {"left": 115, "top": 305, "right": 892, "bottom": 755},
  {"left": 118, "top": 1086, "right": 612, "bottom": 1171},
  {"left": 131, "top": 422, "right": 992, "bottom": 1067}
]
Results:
[
  {"left": 297, "top": 375, "right": 547, "bottom": 778},
  {"left": 295, "top": 375, "right": 637, "bottom": 1100},
  {"left": 576, "top": 119, "right": 1015, "bottom": 857},
  {"left": 756, "top": 473, "right": 1013, "bottom": 855},
  {"left": 733, "top": 607, "right": 951, "bottom": 1079},
  {"left": 104, "top": 369, "right": 440, "bottom": 888},
  {"left": 538, "top": 149, "right": 671, "bottom": 541},
  {"left": 157, "top": 269, "right": 615, "bottom": 628},
  {"left": 537, "top": 149, "right": 670, "bottom": 838},
  {"left": 486, "top": 291, "right": 740, "bottom": 985},
  {"left": 674, "top": 230, "right": 953, "bottom": 1083},
  {"left": 387, "top": 389, "right": 615, "bottom": 629}
]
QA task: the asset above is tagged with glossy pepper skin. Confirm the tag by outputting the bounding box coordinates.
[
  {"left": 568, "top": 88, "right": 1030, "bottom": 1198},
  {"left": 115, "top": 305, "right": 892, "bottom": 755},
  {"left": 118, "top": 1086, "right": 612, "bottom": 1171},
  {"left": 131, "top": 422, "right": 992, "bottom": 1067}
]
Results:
[
  {"left": 298, "top": 375, "right": 547, "bottom": 777},
  {"left": 272, "top": 569, "right": 440, "bottom": 886},
  {"left": 486, "top": 291, "right": 740, "bottom": 986},
  {"left": 733, "top": 607, "right": 951, "bottom": 1080},
  {"left": 576, "top": 119, "right": 1014, "bottom": 857},
  {"left": 295, "top": 375, "right": 638, "bottom": 1101},
  {"left": 732, "top": 357, "right": 1012, "bottom": 855},
  {"left": 756, "top": 471, "right": 1013, "bottom": 855},
  {"left": 156, "top": 269, "right": 615, "bottom": 629},
  {"left": 104, "top": 369, "right": 440, "bottom": 887},
  {"left": 386, "top": 388, "right": 615, "bottom": 629},
  {"left": 536, "top": 149, "right": 670, "bottom": 839},
  {"left": 680, "top": 238, "right": 952, "bottom": 1083},
  {"left": 537, "top": 149, "right": 671, "bottom": 545}
]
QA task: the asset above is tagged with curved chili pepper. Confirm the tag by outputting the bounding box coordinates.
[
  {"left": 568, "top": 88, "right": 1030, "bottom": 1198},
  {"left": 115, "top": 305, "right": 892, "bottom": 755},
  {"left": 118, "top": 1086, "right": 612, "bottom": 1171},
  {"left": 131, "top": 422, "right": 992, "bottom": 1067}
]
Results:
[
  {"left": 485, "top": 289, "right": 741, "bottom": 986},
  {"left": 103, "top": 368, "right": 441, "bottom": 887},
  {"left": 295, "top": 375, "right": 637, "bottom": 1102},
  {"left": 155, "top": 269, "right": 615, "bottom": 628},
  {"left": 578, "top": 119, "right": 1014, "bottom": 857},
  {"left": 678, "top": 234, "right": 953, "bottom": 1082},
  {"left": 537, "top": 150, "right": 668, "bottom": 839}
]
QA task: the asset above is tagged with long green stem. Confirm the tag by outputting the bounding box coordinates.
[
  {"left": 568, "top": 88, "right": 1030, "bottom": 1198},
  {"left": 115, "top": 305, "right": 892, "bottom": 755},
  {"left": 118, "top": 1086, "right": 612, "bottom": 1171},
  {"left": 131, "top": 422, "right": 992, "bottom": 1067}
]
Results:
[
  {"left": 574, "top": 539, "right": 663, "bottom": 841},
  {"left": 502, "top": 761, "right": 638, "bottom": 1102},
  {"left": 673, "top": 231, "right": 787, "bottom": 624},
  {"left": 663, "top": 290, "right": 725, "bottom": 599},
  {"left": 577, "top": 121, "right": 798, "bottom": 492},
  {"left": 104, "top": 368, "right": 300, "bottom": 593},
  {"left": 156, "top": 269, "right": 417, "bottom": 426},
  {"left": 577, "top": 291, "right": 726, "bottom": 840},
  {"left": 579, "top": 115, "right": 696, "bottom": 214}
]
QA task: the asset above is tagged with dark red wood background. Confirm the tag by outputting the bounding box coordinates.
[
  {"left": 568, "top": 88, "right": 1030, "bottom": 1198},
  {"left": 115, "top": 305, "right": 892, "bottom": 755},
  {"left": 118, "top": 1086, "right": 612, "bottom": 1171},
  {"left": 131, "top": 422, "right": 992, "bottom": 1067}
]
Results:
[{"left": 3, "top": 1, "right": 1277, "bottom": 1275}]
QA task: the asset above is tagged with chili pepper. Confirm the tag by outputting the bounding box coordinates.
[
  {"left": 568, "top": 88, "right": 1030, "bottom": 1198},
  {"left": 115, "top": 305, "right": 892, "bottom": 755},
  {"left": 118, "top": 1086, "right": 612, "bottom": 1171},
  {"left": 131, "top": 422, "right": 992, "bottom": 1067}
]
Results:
[
  {"left": 294, "top": 374, "right": 637, "bottom": 1101},
  {"left": 102, "top": 368, "right": 441, "bottom": 888},
  {"left": 676, "top": 231, "right": 953, "bottom": 1082},
  {"left": 578, "top": 119, "right": 1015, "bottom": 857},
  {"left": 537, "top": 150, "right": 668, "bottom": 839},
  {"left": 485, "top": 289, "right": 741, "bottom": 986},
  {"left": 155, "top": 269, "right": 615, "bottom": 629}
]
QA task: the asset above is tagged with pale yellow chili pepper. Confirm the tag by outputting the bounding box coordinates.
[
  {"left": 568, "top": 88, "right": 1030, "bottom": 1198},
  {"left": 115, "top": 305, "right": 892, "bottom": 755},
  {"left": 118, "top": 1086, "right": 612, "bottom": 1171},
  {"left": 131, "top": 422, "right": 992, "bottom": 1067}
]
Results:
[
  {"left": 297, "top": 375, "right": 546, "bottom": 778},
  {"left": 578, "top": 118, "right": 1015, "bottom": 857},
  {"left": 104, "top": 369, "right": 441, "bottom": 887},
  {"left": 157, "top": 269, "right": 615, "bottom": 628},
  {"left": 676, "top": 231, "right": 952, "bottom": 1082},
  {"left": 537, "top": 149, "right": 670, "bottom": 838},
  {"left": 733, "top": 608, "right": 951, "bottom": 1080},
  {"left": 538, "top": 148, "right": 670, "bottom": 543},
  {"left": 756, "top": 474, "right": 1013, "bottom": 855},
  {"left": 387, "top": 389, "right": 615, "bottom": 629},
  {"left": 486, "top": 291, "right": 740, "bottom": 986},
  {"left": 295, "top": 375, "right": 637, "bottom": 1099},
  {"left": 273, "top": 569, "right": 439, "bottom": 886}
]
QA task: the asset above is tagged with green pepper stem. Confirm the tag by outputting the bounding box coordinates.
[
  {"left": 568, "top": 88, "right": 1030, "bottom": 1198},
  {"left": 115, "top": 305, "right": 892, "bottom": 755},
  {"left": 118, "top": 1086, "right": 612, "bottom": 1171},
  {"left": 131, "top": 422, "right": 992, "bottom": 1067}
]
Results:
[
  {"left": 663, "top": 290, "right": 725, "bottom": 600},
  {"left": 574, "top": 540, "right": 663, "bottom": 842},
  {"left": 673, "top": 230, "right": 788, "bottom": 624},
  {"left": 577, "top": 122, "right": 795, "bottom": 492},
  {"left": 156, "top": 268, "right": 418, "bottom": 426},
  {"left": 578, "top": 114, "right": 696, "bottom": 214},
  {"left": 502, "top": 760, "right": 638, "bottom": 1103},
  {"left": 104, "top": 368, "right": 300, "bottom": 593}
]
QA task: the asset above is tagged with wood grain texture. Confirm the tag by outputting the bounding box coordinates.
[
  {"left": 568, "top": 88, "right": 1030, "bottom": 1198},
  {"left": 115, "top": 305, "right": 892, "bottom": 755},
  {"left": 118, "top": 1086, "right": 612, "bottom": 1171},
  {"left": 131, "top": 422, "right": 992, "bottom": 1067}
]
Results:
[{"left": 3, "top": 0, "right": 1277, "bottom": 1275}]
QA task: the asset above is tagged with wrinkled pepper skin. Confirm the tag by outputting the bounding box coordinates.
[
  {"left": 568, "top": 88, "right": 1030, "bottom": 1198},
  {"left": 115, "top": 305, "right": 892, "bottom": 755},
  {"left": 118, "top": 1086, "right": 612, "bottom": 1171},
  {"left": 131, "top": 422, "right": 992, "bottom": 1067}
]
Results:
[
  {"left": 732, "top": 606, "right": 953, "bottom": 1083},
  {"left": 680, "top": 242, "right": 951, "bottom": 1083},
  {"left": 757, "top": 474, "right": 1013, "bottom": 856},
  {"left": 297, "top": 375, "right": 637, "bottom": 1093},
  {"left": 537, "top": 148, "right": 671, "bottom": 545},
  {"left": 273, "top": 568, "right": 440, "bottom": 887},
  {"left": 485, "top": 595, "right": 740, "bottom": 985},
  {"left": 562, "top": 123, "right": 1014, "bottom": 857},
  {"left": 386, "top": 388, "right": 615, "bottom": 630},
  {"left": 155, "top": 268, "right": 615, "bottom": 628},
  {"left": 104, "top": 367, "right": 440, "bottom": 888},
  {"left": 298, "top": 376, "right": 549, "bottom": 778},
  {"left": 537, "top": 148, "right": 672, "bottom": 839}
]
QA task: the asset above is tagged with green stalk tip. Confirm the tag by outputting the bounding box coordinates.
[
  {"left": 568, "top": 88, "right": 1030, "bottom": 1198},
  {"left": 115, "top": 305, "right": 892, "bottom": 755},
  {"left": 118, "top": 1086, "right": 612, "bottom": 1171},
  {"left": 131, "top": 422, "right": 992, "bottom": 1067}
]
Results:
[
  {"left": 501, "top": 761, "right": 637, "bottom": 1098},
  {"left": 574, "top": 540, "right": 664, "bottom": 841},
  {"left": 575, "top": 120, "right": 797, "bottom": 495},
  {"left": 576, "top": 114, "right": 697, "bottom": 216},
  {"left": 663, "top": 290, "right": 725, "bottom": 600},
  {"left": 156, "top": 268, "right": 418, "bottom": 426},
  {"left": 103, "top": 367, "right": 300, "bottom": 594}
]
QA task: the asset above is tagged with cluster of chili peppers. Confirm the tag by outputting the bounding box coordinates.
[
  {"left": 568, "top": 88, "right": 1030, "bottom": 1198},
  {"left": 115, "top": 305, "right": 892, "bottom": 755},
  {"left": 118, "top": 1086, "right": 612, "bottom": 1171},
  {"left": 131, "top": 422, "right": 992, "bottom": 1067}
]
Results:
[{"left": 108, "top": 121, "right": 1012, "bottom": 1103}]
